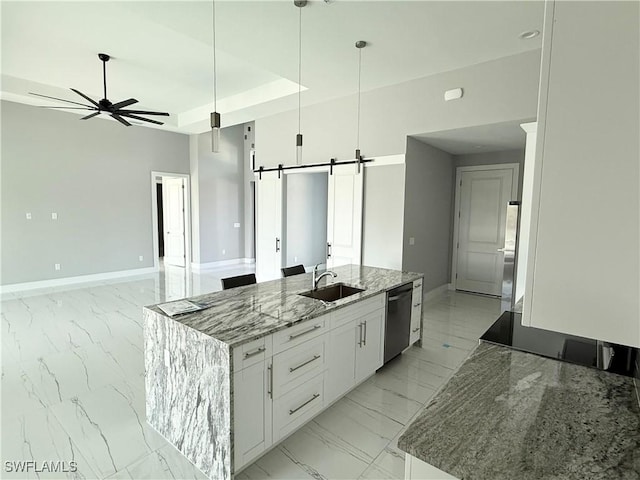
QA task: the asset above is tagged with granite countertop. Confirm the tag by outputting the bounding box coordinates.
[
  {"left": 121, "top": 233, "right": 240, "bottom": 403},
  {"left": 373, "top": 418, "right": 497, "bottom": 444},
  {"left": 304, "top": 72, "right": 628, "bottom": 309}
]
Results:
[
  {"left": 397, "top": 343, "right": 640, "bottom": 480},
  {"left": 145, "top": 264, "right": 422, "bottom": 348}
]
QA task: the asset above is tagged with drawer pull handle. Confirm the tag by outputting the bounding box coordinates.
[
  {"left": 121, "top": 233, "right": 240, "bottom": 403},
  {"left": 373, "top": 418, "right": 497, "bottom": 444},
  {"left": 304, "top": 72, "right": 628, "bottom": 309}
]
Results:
[
  {"left": 414, "top": 284, "right": 421, "bottom": 289},
  {"left": 413, "top": 303, "right": 421, "bottom": 308},
  {"left": 244, "top": 346, "right": 266, "bottom": 359},
  {"left": 289, "top": 393, "right": 320, "bottom": 415},
  {"left": 267, "top": 364, "right": 273, "bottom": 399},
  {"left": 362, "top": 320, "right": 367, "bottom": 346},
  {"left": 412, "top": 327, "right": 420, "bottom": 333},
  {"left": 289, "top": 355, "right": 321, "bottom": 372},
  {"left": 289, "top": 324, "right": 322, "bottom": 340}
]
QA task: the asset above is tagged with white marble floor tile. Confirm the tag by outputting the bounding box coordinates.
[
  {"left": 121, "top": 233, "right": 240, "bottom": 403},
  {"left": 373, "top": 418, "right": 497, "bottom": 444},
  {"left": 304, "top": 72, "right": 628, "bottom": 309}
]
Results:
[
  {"left": 277, "top": 421, "right": 371, "bottom": 480},
  {"left": 358, "top": 462, "right": 400, "bottom": 480},
  {"left": 346, "top": 379, "right": 424, "bottom": 426},
  {"left": 122, "top": 444, "right": 207, "bottom": 480},
  {"left": 50, "top": 381, "right": 167, "bottom": 478},
  {"left": 368, "top": 368, "right": 437, "bottom": 406},
  {"left": 1, "top": 407, "right": 99, "bottom": 480},
  {"left": 311, "top": 396, "right": 404, "bottom": 463},
  {"left": 2, "top": 365, "right": 49, "bottom": 416},
  {"left": 236, "top": 447, "right": 317, "bottom": 480}
]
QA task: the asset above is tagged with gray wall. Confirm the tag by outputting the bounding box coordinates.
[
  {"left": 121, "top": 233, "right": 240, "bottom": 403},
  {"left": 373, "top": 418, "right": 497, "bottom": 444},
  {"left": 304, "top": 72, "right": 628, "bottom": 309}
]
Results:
[
  {"left": 362, "top": 164, "right": 405, "bottom": 270},
  {"left": 242, "top": 122, "right": 256, "bottom": 260},
  {"left": 402, "top": 138, "right": 454, "bottom": 292},
  {"left": 255, "top": 50, "right": 540, "bottom": 167},
  {"left": 190, "top": 125, "right": 245, "bottom": 264},
  {"left": 284, "top": 172, "right": 328, "bottom": 269},
  {"left": 1, "top": 100, "right": 189, "bottom": 285},
  {"left": 453, "top": 149, "right": 526, "bottom": 200}
]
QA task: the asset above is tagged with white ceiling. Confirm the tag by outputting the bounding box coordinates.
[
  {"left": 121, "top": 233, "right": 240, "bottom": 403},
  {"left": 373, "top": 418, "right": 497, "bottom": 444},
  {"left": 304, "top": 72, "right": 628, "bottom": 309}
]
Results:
[
  {"left": 1, "top": 1, "right": 544, "bottom": 134},
  {"left": 412, "top": 120, "right": 530, "bottom": 155}
]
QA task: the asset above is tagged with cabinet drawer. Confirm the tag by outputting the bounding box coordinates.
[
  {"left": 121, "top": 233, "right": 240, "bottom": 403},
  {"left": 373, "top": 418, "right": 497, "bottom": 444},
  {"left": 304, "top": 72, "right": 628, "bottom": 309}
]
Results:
[
  {"left": 273, "top": 315, "right": 328, "bottom": 354},
  {"left": 272, "top": 373, "right": 324, "bottom": 442},
  {"left": 273, "top": 335, "right": 326, "bottom": 397},
  {"left": 330, "top": 294, "right": 385, "bottom": 329},
  {"left": 232, "top": 336, "right": 273, "bottom": 371}
]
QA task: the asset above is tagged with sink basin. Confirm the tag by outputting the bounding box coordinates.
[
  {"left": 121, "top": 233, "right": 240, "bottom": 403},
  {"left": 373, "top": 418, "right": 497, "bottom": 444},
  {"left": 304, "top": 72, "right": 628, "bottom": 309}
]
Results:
[{"left": 299, "top": 283, "right": 365, "bottom": 302}]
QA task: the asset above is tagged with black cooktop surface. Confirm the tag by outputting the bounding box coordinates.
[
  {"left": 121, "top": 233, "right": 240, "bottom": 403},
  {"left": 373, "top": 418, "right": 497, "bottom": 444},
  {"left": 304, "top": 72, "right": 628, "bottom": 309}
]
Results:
[{"left": 480, "top": 311, "right": 639, "bottom": 378}]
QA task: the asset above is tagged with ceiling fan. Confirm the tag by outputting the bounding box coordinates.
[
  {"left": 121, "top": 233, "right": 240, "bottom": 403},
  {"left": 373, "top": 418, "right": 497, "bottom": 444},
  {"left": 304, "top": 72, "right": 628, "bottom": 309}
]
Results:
[{"left": 30, "top": 53, "right": 169, "bottom": 126}]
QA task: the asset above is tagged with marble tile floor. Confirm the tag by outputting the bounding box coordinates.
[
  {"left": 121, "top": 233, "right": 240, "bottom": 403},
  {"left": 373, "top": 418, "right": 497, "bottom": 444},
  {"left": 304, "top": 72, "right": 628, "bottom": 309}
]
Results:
[{"left": 1, "top": 265, "right": 500, "bottom": 480}]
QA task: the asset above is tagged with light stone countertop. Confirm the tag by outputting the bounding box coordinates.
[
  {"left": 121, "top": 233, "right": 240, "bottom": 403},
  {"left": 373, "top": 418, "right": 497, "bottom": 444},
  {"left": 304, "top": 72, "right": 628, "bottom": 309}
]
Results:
[
  {"left": 144, "top": 264, "right": 422, "bottom": 348},
  {"left": 397, "top": 342, "right": 640, "bottom": 480}
]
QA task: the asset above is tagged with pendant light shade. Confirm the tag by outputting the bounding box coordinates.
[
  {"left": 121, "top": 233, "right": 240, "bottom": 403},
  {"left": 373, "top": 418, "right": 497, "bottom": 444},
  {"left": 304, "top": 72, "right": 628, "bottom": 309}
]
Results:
[{"left": 210, "top": 0, "right": 220, "bottom": 153}]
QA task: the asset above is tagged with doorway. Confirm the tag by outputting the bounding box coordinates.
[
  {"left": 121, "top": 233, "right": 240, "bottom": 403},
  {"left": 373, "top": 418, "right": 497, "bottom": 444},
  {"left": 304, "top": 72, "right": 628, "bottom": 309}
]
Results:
[
  {"left": 451, "top": 164, "right": 519, "bottom": 296},
  {"left": 151, "top": 171, "right": 192, "bottom": 271}
]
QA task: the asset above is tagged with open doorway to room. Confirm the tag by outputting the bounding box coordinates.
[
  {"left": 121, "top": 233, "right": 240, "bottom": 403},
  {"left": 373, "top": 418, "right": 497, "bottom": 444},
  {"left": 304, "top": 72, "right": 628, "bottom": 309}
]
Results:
[{"left": 151, "top": 171, "right": 192, "bottom": 271}]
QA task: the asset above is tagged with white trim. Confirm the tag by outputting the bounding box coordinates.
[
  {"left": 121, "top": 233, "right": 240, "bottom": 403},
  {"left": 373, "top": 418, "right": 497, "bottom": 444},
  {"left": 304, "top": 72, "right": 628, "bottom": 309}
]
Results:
[
  {"left": 151, "top": 171, "right": 192, "bottom": 272},
  {"left": 451, "top": 163, "right": 520, "bottom": 292},
  {"left": 423, "top": 284, "right": 450, "bottom": 302},
  {"left": 191, "top": 258, "right": 255, "bottom": 271},
  {"left": 520, "top": 121, "right": 537, "bottom": 134},
  {"left": 448, "top": 283, "right": 455, "bottom": 291},
  {"left": 0, "top": 267, "right": 157, "bottom": 294}
]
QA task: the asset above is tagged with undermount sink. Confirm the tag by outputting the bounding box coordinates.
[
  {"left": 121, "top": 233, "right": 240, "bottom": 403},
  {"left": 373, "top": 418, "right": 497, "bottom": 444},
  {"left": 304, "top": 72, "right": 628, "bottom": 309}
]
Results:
[{"left": 299, "top": 283, "right": 365, "bottom": 302}]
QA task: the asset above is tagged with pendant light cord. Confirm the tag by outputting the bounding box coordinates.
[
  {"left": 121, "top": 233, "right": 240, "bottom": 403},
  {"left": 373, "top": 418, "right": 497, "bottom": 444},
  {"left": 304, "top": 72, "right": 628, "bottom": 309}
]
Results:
[
  {"left": 356, "top": 46, "right": 362, "bottom": 152},
  {"left": 212, "top": 0, "right": 217, "bottom": 112},
  {"left": 297, "top": 5, "right": 302, "bottom": 137}
]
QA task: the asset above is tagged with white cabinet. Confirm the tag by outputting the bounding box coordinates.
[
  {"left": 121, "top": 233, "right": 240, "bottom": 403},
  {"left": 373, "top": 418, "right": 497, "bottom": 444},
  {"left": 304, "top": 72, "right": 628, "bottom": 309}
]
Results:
[
  {"left": 409, "top": 279, "right": 423, "bottom": 345},
  {"left": 233, "top": 359, "right": 272, "bottom": 470},
  {"left": 523, "top": 1, "right": 640, "bottom": 347},
  {"left": 272, "top": 372, "right": 325, "bottom": 442},
  {"left": 326, "top": 294, "right": 385, "bottom": 405}
]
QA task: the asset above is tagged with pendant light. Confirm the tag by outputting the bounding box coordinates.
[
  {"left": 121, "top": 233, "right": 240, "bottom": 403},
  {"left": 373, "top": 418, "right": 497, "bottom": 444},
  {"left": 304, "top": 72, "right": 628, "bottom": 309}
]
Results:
[
  {"left": 210, "top": 0, "right": 221, "bottom": 152},
  {"left": 355, "top": 40, "right": 366, "bottom": 161},
  {"left": 294, "top": 0, "right": 306, "bottom": 164}
]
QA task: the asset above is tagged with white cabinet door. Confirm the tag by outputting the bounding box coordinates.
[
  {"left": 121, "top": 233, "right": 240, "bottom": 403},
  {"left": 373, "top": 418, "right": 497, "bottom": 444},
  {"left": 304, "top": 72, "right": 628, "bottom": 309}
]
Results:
[
  {"left": 325, "top": 319, "right": 357, "bottom": 406},
  {"left": 233, "top": 360, "right": 272, "bottom": 471},
  {"left": 327, "top": 164, "right": 363, "bottom": 268},
  {"left": 455, "top": 168, "right": 514, "bottom": 296},
  {"left": 162, "top": 177, "right": 186, "bottom": 267},
  {"left": 524, "top": 1, "right": 640, "bottom": 347},
  {"left": 256, "top": 172, "right": 283, "bottom": 281},
  {"left": 354, "top": 308, "right": 384, "bottom": 384}
]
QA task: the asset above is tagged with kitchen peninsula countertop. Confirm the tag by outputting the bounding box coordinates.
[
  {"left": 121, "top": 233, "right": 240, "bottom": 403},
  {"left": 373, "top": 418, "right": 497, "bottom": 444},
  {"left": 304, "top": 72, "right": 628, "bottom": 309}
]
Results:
[
  {"left": 145, "top": 264, "right": 422, "bottom": 348},
  {"left": 397, "top": 343, "right": 640, "bottom": 479}
]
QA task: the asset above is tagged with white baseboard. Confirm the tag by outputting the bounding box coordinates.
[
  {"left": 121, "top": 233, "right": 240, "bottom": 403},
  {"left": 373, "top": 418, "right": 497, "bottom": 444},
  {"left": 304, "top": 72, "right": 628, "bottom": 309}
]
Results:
[
  {"left": 424, "top": 284, "right": 450, "bottom": 302},
  {"left": 191, "top": 258, "right": 255, "bottom": 271},
  {"left": 447, "top": 283, "right": 455, "bottom": 291},
  {"left": 0, "top": 267, "right": 158, "bottom": 294}
]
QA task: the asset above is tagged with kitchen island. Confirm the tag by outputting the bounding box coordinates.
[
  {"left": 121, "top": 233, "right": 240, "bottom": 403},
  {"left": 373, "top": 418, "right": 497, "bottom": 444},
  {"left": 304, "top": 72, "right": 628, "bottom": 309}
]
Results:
[
  {"left": 397, "top": 342, "right": 640, "bottom": 479},
  {"left": 144, "top": 264, "right": 423, "bottom": 480}
]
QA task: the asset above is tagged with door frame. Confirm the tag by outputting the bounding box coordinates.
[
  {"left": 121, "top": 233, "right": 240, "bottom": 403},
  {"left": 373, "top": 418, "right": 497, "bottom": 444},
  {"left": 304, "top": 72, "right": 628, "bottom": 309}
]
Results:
[
  {"left": 451, "top": 163, "right": 520, "bottom": 292},
  {"left": 151, "top": 171, "right": 192, "bottom": 271}
]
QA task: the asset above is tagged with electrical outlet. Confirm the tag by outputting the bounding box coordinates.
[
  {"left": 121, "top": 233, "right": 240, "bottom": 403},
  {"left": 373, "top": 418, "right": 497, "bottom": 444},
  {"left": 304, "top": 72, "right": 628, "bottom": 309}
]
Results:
[
  {"left": 409, "top": 237, "right": 415, "bottom": 245},
  {"left": 139, "top": 255, "right": 144, "bottom": 262},
  {"left": 294, "top": 256, "right": 298, "bottom": 262},
  {"left": 222, "top": 249, "right": 226, "bottom": 255},
  {"left": 26, "top": 212, "right": 32, "bottom": 220},
  {"left": 54, "top": 263, "right": 61, "bottom": 271},
  {"left": 51, "top": 212, "right": 58, "bottom": 220}
]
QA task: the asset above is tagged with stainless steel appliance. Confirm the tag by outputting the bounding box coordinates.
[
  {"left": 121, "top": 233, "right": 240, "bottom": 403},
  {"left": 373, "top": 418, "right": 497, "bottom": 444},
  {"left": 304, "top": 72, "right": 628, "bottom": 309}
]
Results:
[
  {"left": 384, "top": 282, "right": 413, "bottom": 363},
  {"left": 500, "top": 201, "right": 521, "bottom": 314}
]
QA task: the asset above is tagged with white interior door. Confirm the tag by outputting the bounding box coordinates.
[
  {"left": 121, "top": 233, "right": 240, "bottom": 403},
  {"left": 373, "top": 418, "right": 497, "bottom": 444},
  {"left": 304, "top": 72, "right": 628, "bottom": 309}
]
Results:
[
  {"left": 256, "top": 171, "right": 283, "bottom": 281},
  {"left": 455, "top": 168, "right": 514, "bottom": 296},
  {"left": 162, "top": 177, "right": 186, "bottom": 267},
  {"left": 327, "top": 164, "right": 363, "bottom": 268}
]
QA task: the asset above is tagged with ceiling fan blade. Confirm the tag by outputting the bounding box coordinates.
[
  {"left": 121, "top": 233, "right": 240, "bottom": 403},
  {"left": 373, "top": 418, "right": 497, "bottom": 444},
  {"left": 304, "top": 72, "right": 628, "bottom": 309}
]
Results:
[
  {"left": 111, "top": 98, "right": 138, "bottom": 110},
  {"left": 119, "top": 110, "right": 170, "bottom": 116},
  {"left": 38, "top": 106, "right": 96, "bottom": 110},
  {"left": 70, "top": 88, "right": 100, "bottom": 108},
  {"left": 110, "top": 113, "right": 131, "bottom": 126},
  {"left": 29, "top": 92, "right": 93, "bottom": 108},
  {"left": 81, "top": 112, "right": 101, "bottom": 120},
  {"left": 118, "top": 112, "right": 164, "bottom": 125}
]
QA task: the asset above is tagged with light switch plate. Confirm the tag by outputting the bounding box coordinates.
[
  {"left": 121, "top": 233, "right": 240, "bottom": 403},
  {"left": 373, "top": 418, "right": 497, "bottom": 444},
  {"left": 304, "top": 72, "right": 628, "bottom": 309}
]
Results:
[
  {"left": 51, "top": 212, "right": 58, "bottom": 220},
  {"left": 26, "top": 213, "right": 32, "bottom": 220},
  {"left": 54, "top": 263, "right": 61, "bottom": 271},
  {"left": 233, "top": 223, "right": 240, "bottom": 228},
  {"left": 409, "top": 237, "right": 415, "bottom": 245}
]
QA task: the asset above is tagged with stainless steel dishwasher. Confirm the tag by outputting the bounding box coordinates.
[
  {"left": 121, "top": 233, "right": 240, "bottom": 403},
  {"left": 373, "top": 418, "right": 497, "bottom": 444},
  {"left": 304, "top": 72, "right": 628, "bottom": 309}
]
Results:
[{"left": 384, "top": 282, "right": 413, "bottom": 363}]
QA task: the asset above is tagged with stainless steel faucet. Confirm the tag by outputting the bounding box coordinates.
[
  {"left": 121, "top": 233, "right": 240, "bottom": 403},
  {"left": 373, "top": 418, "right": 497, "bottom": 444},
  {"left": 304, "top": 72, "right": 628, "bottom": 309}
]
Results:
[{"left": 312, "top": 263, "right": 337, "bottom": 290}]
